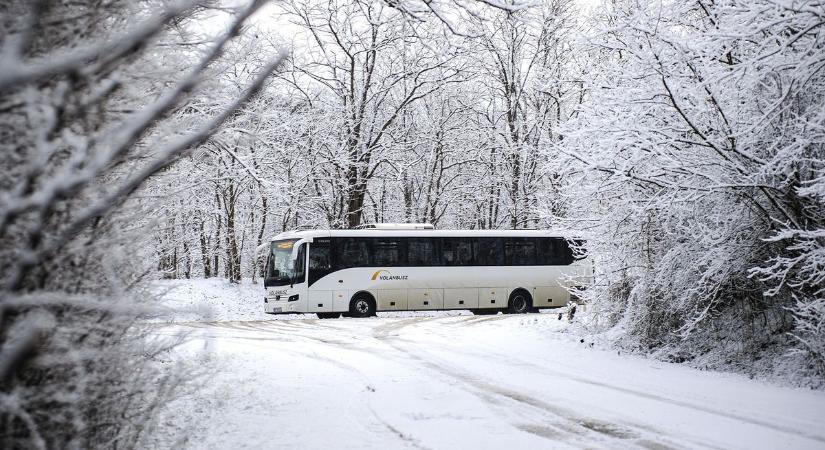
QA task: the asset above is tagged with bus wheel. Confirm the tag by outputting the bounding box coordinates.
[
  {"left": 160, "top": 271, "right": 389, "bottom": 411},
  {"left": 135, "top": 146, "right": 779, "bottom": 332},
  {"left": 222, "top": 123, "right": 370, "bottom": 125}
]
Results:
[
  {"left": 508, "top": 290, "right": 532, "bottom": 314},
  {"left": 317, "top": 313, "right": 341, "bottom": 319},
  {"left": 349, "top": 294, "right": 375, "bottom": 318},
  {"left": 470, "top": 309, "right": 498, "bottom": 315}
]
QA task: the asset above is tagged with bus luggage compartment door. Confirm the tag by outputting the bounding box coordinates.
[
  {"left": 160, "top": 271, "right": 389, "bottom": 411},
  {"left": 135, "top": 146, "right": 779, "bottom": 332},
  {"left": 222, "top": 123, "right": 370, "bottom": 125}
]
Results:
[
  {"left": 376, "top": 289, "right": 407, "bottom": 311},
  {"left": 444, "top": 288, "right": 478, "bottom": 309},
  {"left": 478, "top": 287, "right": 507, "bottom": 308},
  {"left": 533, "top": 285, "right": 569, "bottom": 308},
  {"left": 308, "top": 290, "right": 333, "bottom": 312},
  {"left": 408, "top": 289, "right": 443, "bottom": 310},
  {"left": 332, "top": 290, "right": 350, "bottom": 312}
]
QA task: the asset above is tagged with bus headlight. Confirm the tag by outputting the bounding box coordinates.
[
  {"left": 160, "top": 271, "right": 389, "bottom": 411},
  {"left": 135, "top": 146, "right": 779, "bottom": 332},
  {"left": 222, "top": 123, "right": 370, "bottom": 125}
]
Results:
[{"left": 288, "top": 294, "right": 299, "bottom": 302}]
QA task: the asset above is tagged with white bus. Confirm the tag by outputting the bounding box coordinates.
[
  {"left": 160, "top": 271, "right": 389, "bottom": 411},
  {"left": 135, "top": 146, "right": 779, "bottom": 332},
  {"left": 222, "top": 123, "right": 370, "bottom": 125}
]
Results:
[{"left": 262, "top": 224, "right": 591, "bottom": 319}]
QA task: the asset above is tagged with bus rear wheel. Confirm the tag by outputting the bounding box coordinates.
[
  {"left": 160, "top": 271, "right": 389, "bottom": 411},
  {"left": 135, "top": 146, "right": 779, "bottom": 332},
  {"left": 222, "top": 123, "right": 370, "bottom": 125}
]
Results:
[
  {"left": 508, "top": 290, "right": 532, "bottom": 314},
  {"left": 348, "top": 294, "right": 376, "bottom": 318},
  {"left": 317, "top": 312, "right": 341, "bottom": 319}
]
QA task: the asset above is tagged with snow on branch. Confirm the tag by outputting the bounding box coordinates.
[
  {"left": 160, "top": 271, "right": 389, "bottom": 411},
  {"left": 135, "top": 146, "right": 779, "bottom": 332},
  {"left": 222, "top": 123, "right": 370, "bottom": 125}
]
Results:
[
  {"left": 0, "top": 1, "right": 195, "bottom": 93},
  {"left": 0, "top": 1, "right": 283, "bottom": 446}
]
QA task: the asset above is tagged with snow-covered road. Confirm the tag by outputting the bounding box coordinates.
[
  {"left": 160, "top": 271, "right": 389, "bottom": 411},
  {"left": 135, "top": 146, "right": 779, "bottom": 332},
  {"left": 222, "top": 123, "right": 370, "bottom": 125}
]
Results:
[{"left": 151, "top": 314, "right": 825, "bottom": 449}]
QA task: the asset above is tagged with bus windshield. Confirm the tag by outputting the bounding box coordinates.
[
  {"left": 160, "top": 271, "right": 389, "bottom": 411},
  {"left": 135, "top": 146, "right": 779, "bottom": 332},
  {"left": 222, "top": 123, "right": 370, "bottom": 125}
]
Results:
[{"left": 265, "top": 239, "right": 304, "bottom": 286}]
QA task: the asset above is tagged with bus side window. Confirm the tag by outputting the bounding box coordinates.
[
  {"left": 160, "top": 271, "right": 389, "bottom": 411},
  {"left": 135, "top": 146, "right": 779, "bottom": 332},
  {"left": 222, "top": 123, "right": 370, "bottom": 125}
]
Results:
[
  {"left": 294, "top": 243, "right": 306, "bottom": 282},
  {"left": 541, "top": 238, "right": 574, "bottom": 265},
  {"left": 472, "top": 238, "right": 503, "bottom": 266},
  {"left": 504, "top": 237, "right": 537, "bottom": 266},
  {"left": 340, "top": 238, "right": 369, "bottom": 269},
  {"left": 408, "top": 238, "right": 435, "bottom": 266},
  {"left": 309, "top": 243, "right": 330, "bottom": 270},
  {"left": 556, "top": 239, "right": 575, "bottom": 265},
  {"left": 308, "top": 240, "right": 332, "bottom": 286},
  {"left": 536, "top": 238, "right": 553, "bottom": 265},
  {"left": 442, "top": 238, "right": 472, "bottom": 266},
  {"left": 371, "top": 238, "right": 400, "bottom": 266}
]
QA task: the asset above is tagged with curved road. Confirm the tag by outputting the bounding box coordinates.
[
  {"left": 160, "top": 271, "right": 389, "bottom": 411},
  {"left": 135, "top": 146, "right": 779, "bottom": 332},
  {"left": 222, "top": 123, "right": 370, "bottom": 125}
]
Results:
[{"left": 150, "top": 314, "right": 825, "bottom": 449}]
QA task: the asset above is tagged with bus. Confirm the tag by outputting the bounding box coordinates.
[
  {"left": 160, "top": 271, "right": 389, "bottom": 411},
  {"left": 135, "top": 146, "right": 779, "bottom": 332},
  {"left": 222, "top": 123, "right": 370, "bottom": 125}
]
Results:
[{"left": 262, "top": 224, "right": 591, "bottom": 319}]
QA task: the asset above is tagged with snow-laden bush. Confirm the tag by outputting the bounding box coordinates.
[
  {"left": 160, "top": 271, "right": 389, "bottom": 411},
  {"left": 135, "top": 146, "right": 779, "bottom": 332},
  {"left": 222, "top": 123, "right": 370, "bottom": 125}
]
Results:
[
  {"left": 785, "top": 297, "right": 825, "bottom": 382},
  {"left": 555, "top": 0, "right": 825, "bottom": 384},
  {"left": 1, "top": 294, "right": 185, "bottom": 448},
  {"left": 753, "top": 217, "right": 825, "bottom": 381},
  {"left": 0, "top": 0, "right": 282, "bottom": 447}
]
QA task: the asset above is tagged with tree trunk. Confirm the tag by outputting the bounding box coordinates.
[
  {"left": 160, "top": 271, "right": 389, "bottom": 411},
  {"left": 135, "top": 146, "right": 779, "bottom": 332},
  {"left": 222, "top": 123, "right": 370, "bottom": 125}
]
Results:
[
  {"left": 183, "top": 239, "right": 191, "bottom": 279},
  {"left": 252, "top": 196, "right": 268, "bottom": 284},
  {"left": 224, "top": 184, "right": 240, "bottom": 283},
  {"left": 213, "top": 194, "right": 222, "bottom": 278},
  {"left": 200, "top": 220, "right": 212, "bottom": 278},
  {"left": 346, "top": 176, "right": 366, "bottom": 228}
]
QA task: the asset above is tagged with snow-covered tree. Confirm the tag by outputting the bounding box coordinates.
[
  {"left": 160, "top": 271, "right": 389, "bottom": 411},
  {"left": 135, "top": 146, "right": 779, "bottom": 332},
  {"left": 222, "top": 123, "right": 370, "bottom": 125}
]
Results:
[
  {"left": 0, "top": 0, "right": 283, "bottom": 446},
  {"left": 556, "top": 0, "right": 825, "bottom": 383}
]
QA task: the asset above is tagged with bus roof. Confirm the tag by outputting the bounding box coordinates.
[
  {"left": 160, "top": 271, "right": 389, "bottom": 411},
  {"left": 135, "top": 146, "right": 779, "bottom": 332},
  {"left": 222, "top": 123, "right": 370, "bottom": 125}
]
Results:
[{"left": 270, "top": 228, "right": 580, "bottom": 242}]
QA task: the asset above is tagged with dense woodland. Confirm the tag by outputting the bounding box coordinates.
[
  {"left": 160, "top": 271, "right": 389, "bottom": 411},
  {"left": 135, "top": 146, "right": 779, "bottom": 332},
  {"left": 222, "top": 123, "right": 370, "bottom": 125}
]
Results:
[{"left": 0, "top": 0, "right": 823, "bottom": 447}]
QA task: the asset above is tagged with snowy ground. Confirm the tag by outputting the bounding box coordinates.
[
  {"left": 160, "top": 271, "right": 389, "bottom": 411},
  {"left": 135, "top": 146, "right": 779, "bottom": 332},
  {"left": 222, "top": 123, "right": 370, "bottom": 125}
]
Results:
[
  {"left": 147, "top": 278, "right": 272, "bottom": 322},
  {"left": 146, "top": 279, "right": 825, "bottom": 449}
]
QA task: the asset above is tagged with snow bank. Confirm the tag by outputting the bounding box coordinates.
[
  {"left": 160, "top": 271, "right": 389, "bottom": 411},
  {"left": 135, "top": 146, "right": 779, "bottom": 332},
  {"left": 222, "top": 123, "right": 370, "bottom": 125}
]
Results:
[{"left": 148, "top": 278, "right": 271, "bottom": 322}]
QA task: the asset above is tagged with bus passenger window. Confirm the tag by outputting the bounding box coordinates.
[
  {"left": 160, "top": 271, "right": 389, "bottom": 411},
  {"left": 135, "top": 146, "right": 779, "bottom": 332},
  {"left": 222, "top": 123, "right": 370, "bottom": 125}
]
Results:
[
  {"left": 309, "top": 245, "right": 330, "bottom": 270},
  {"left": 473, "top": 238, "right": 502, "bottom": 265},
  {"left": 308, "top": 241, "right": 332, "bottom": 286},
  {"left": 536, "top": 238, "right": 552, "bottom": 265},
  {"left": 442, "top": 238, "right": 472, "bottom": 266},
  {"left": 537, "top": 238, "right": 576, "bottom": 265},
  {"left": 554, "top": 239, "right": 576, "bottom": 265},
  {"left": 341, "top": 238, "right": 369, "bottom": 268},
  {"left": 371, "top": 239, "right": 400, "bottom": 266},
  {"left": 408, "top": 239, "right": 435, "bottom": 266},
  {"left": 504, "top": 238, "right": 537, "bottom": 266}
]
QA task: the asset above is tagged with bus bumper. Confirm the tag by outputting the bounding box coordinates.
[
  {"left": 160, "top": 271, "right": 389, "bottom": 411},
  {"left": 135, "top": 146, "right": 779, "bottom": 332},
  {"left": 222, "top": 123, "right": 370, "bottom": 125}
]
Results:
[{"left": 264, "top": 300, "right": 300, "bottom": 314}]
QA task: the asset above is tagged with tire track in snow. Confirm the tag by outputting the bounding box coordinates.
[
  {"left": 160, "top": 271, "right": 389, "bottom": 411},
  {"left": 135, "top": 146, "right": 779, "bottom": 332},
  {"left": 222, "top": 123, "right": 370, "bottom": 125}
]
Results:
[
  {"left": 250, "top": 321, "right": 435, "bottom": 450},
  {"left": 191, "top": 318, "right": 572, "bottom": 449},
  {"left": 370, "top": 318, "right": 683, "bottom": 450},
  {"left": 196, "top": 320, "right": 435, "bottom": 450},
  {"left": 157, "top": 316, "right": 825, "bottom": 449},
  {"left": 408, "top": 317, "right": 825, "bottom": 446}
]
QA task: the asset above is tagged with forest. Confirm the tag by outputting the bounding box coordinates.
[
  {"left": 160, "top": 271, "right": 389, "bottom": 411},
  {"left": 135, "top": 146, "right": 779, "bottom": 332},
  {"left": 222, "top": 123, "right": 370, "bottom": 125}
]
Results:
[{"left": 1, "top": 0, "right": 824, "bottom": 448}]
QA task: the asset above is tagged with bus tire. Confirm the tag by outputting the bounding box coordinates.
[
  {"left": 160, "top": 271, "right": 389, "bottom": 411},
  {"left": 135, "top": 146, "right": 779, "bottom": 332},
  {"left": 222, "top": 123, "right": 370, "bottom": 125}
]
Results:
[
  {"left": 508, "top": 289, "right": 532, "bottom": 314},
  {"left": 317, "top": 312, "right": 341, "bottom": 319},
  {"left": 349, "top": 293, "right": 376, "bottom": 318},
  {"left": 470, "top": 309, "right": 498, "bottom": 315}
]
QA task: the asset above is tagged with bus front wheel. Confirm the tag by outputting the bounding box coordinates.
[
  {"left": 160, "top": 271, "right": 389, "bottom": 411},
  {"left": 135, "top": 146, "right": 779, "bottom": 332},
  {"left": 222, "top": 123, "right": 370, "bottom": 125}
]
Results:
[{"left": 348, "top": 294, "right": 376, "bottom": 318}]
